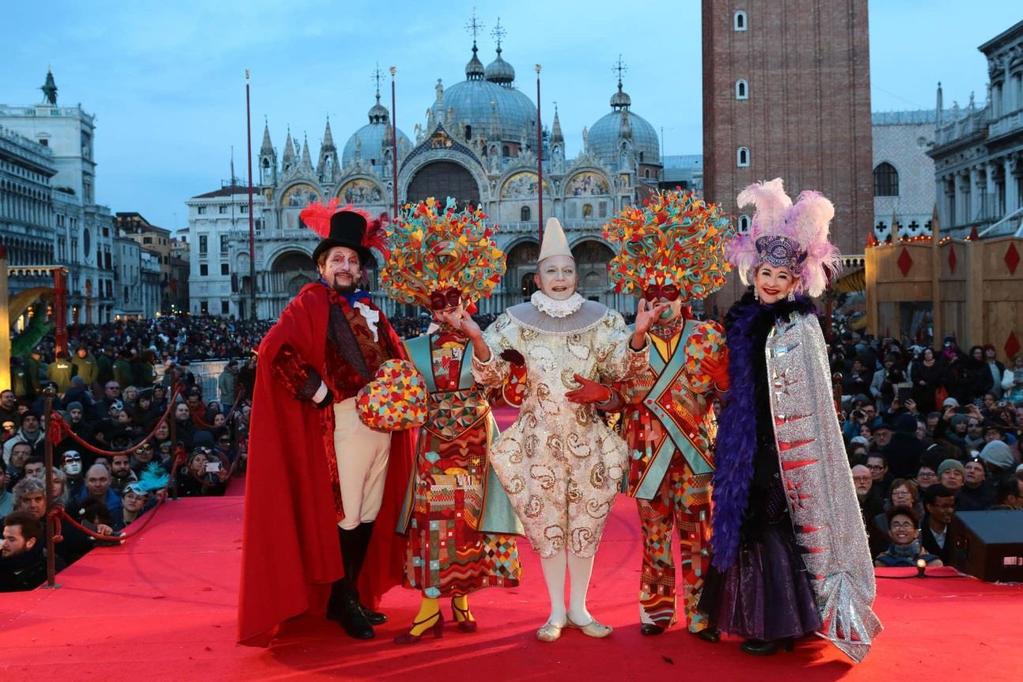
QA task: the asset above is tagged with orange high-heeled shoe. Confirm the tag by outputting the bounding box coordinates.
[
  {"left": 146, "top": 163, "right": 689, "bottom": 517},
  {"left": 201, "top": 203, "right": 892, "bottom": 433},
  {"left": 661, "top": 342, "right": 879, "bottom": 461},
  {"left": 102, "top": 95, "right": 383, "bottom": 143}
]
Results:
[
  {"left": 393, "top": 611, "right": 444, "bottom": 645},
  {"left": 451, "top": 597, "right": 478, "bottom": 633}
]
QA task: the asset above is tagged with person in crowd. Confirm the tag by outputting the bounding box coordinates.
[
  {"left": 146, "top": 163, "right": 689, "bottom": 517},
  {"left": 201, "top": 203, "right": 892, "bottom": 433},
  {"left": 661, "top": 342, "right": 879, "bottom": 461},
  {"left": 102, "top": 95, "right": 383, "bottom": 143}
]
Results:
[
  {"left": 699, "top": 179, "right": 879, "bottom": 661},
  {"left": 114, "top": 482, "right": 151, "bottom": 531},
  {"left": 920, "top": 484, "right": 957, "bottom": 564},
  {"left": 881, "top": 412, "right": 925, "bottom": 480},
  {"left": 175, "top": 449, "right": 228, "bottom": 497},
  {"left": 1002, "top": 353, "right": 1023, "bottom": 405},
  {"left": 6, "top": 442, "right": 35, "bottom": 487},
  {"left": 0, "top": 467, "right": 13, "bottom": 517},
  {"left": 992, "top": 477, "right": 1022, "bottom": 509},
  {"left": 0, "top": 389, "right": 21, "bottom": 428},
  {"left": 870, "top": 352, "right": 906, "bottom": 412},
  {"left": 872, "top": 478, "right": 922, "bottom": 540},
  {"left": 910, "top": 348, "right": 948, "bottom": 414},
  {"left": 937, "top": 459, "right": 966, "bottom": 495},
  {"left": 23, "top": 456, "right": 45, "bottom": 480},
  {"left": 72, "top": 346, "right": 100, "bottom": 389},
  {"left": 957, "top": 456, "right": 996, "bottom": 511},
  {"left": 0, "top": 511, "right": 57, "bottom": 592},
  {"left": 77, "top": 462, "right": 123, "bottom": 516},
  {"left": 978, "top": 439, "right": 1016, "bottom": 481},
  {"left": 874, "top": 507, "right": 943, "bottom": 568},
  {"left": 3, "top": 412, "right": 44, "bottom": 466},
  {"left": 865, "top": 453, "right": 892, "bottom": 497},
  {"left": 218, "top": 360, "right": 238, "bottom": 409},
  {"left": 97, "top": 381, "right": 122, "bottom": 419},
  {"left": 109, "top": 453, "right": 138, "bottom": 494}
]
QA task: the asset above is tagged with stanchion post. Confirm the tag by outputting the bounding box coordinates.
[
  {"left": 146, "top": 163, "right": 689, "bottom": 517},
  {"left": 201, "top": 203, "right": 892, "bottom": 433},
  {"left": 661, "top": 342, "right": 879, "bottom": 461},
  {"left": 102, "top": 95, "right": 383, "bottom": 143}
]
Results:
[
  {"left": 169, "top": 370, "right": 180, "bottom": 500},
  {"left": 42, "top": 385, "right": 60, "bottom": 589}
]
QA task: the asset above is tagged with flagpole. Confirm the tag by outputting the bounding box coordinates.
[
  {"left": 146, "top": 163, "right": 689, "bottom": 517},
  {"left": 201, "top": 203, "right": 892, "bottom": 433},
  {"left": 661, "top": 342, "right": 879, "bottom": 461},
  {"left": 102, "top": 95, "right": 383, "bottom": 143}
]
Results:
[
  {"left": 390, "top": 66, "right": 399, "bottom": 221},
  {"left": 245, "top": 69, "right": 256, "bottom": 320},
  {"left": 535, "top": 64, "right": 543, "bottom": 244}
]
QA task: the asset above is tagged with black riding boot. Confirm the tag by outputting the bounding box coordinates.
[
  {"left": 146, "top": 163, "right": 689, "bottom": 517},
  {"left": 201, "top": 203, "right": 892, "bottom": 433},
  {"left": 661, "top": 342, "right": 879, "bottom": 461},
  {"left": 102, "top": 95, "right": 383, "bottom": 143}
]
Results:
[
  {"left": 353, "top": 522, "right": 387, "bottom": 625},
  {"left": 325, "top": 526, "right": 374, "bottom": 639}
]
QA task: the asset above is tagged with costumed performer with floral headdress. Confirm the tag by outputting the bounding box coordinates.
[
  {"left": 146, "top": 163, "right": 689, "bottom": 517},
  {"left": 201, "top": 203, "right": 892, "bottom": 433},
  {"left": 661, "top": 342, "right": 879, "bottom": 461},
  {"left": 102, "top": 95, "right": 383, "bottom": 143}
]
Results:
[
  {"left": 381, "top": 197, "right": 524, "bottom": 644},
  {"left": 238, "top": 201, "right": 418, "bottom": 646},
  {"left": 593, "top": 190, "right": 733, "bottom": 640},
  {"left": 441, "top": 217, "right": 663, "bottom": 642},
  {"left": 699, "top": 179, "right": 882, "bottom": 660}
]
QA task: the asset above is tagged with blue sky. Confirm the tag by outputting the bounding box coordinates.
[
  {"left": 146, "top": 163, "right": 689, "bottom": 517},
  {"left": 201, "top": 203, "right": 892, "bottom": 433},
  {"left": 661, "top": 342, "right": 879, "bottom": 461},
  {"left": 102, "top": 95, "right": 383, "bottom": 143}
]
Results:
[{"left": 2, "top": 0, "right": 1020, "bottom": 229}]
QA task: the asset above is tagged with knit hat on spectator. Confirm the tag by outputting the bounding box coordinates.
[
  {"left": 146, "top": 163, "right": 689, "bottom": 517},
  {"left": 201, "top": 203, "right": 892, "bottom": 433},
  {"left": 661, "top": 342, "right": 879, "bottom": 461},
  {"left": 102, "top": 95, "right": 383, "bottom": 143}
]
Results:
[
  {"left": 66, "top": 401, "right": 83, "bottom": 412},
  {"left": 942, "top": 397, "right": 959, "bottom": 408},
  {"left": 978, "top": 440, "right": 1014, "bottom": 472},
  {"left": 850, "top": 436, "right": 870, "bottom": 447},
  {"left": 950, "top": 414, "right": 970, "bottom": 429},
  {"left": 937, "top": 459, "right": 966, "bottom": 478}
]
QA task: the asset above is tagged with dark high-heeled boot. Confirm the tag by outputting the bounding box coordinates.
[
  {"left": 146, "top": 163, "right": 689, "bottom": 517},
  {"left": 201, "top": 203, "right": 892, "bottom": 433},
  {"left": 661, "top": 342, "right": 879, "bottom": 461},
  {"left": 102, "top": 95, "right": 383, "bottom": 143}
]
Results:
[
  {"left": 740, "top": 637, "right": 794, "bottom": 656},
  {"left": 325, "top": 527, "right": 374, "bottom": 639}
]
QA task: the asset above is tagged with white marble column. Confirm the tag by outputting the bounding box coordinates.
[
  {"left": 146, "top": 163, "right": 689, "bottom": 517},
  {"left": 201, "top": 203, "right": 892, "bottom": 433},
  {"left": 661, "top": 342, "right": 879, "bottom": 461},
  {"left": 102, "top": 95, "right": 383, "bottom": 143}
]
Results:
[
  {"left": 1006, "top": 156, "right": 1020, "bottom": 215},
  {"left": 970, "top": 166, "right": 983, "bottom": 221}
]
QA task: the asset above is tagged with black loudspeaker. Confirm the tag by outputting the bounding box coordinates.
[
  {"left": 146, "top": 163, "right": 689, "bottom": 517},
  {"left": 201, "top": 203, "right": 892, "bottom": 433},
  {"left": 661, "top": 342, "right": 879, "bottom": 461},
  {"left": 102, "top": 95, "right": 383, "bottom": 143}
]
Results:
[{"left": 948, "top": 510, "right": 1023, "bottom": 582}]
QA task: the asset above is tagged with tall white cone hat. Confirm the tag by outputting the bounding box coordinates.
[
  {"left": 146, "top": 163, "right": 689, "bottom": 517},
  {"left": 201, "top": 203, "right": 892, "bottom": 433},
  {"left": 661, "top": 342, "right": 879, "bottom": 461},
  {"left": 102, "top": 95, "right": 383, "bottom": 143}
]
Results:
[{"left": 538, "top": 217, "right": 572, "bottom": 263}]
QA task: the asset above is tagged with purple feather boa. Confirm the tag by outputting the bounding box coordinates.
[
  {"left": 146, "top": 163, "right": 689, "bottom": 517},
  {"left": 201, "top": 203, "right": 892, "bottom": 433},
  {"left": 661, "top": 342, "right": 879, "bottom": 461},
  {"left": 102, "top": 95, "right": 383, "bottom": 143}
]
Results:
[{"left": 710, "top": 292, "right": 816, "bottom": 571}]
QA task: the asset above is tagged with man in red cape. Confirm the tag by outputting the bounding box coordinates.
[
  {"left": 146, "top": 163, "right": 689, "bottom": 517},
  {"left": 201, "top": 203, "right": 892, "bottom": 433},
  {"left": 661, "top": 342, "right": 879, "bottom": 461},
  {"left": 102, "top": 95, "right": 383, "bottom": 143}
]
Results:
[{"left": 238, "top": 205, "right": 414, "bottom": 646}]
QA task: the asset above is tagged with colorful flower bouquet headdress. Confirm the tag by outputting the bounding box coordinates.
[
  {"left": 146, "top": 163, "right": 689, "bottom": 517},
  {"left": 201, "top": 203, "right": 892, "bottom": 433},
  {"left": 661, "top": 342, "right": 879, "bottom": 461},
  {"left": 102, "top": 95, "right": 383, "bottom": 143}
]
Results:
[
  {"left": 604, "top": 189, "right": 734, "bottom": 301},
  {"left": 381, "top": 197, "right": 506, "bottom": 308}
]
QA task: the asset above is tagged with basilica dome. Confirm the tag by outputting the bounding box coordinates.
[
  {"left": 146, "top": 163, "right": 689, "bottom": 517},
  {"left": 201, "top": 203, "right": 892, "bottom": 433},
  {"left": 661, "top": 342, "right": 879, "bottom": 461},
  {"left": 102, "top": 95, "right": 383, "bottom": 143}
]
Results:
[
  {"left": 342, "top": 96, "right": 411, "bottom": 168},
  {"left": 588, "top": 83, "right": 661, "bottom": 167},
  {"left": 432, "top": 45, "right": 537, "bottom": 144}
]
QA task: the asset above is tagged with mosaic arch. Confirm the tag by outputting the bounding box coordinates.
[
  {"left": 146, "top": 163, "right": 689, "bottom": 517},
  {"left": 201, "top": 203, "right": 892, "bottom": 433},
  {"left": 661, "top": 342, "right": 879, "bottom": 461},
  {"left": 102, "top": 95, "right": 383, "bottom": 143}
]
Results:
[
  {"left": 500, "top": 171, "right": 553, "bottom": 199},
  {"left": 564, "top": 171, "right": 611, "bottom": 197},
  {"left": 280, "top": 183, "right": 322, "bottom": 208},
  {"left": 337, "top": 178, "right": 384, "bottom": 204}
]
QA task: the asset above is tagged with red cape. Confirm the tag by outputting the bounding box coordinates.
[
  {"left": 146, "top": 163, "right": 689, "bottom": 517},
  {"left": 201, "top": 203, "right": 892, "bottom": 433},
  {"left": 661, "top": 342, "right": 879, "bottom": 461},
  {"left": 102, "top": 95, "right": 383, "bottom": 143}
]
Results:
[{"left": 237, "top": 283, "right": 414, "bottom": 646}]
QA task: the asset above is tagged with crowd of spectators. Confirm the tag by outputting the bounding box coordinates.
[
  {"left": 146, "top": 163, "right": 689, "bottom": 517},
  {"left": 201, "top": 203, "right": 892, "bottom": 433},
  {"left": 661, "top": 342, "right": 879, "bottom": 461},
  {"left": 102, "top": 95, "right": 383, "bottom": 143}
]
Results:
[
  {"left": 2, "top": 315, "right": 262, "bottom": 591},
  {"left": 831, "top": 333, "right": 1023, "bottom": 568}
]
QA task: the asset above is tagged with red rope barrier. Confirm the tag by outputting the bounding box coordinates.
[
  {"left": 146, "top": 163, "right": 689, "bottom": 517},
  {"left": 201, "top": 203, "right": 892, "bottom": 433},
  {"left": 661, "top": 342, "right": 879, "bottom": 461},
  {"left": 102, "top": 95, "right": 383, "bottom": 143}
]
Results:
[
  {"left": 50, "top": 497, "right": 166, "bottom": 543},
  {"left": 49, "top": 387, "right": 182, "bottom": 457}
]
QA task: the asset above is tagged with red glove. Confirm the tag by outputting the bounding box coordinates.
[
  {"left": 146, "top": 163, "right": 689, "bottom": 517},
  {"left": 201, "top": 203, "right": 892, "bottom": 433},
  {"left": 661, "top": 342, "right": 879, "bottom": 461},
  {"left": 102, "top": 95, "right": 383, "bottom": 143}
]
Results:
[
  {"left": 701, "top": 349, "right": 730, "bottom": 392},
  {"left": 565, "top": 374, "right": 613, "bottom": 405}
]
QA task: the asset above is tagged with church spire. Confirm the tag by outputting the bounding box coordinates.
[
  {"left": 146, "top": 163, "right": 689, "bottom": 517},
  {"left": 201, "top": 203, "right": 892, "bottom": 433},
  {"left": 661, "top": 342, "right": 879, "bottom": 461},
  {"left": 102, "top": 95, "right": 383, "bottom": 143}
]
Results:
[
  {"left": 41, "top": 68, "right": 57, "bottom": 105},
  {"left": 551, "top": 103, "right": 564, "bottom": 145},
  {"left": 464, "top": 9, "right": 485, "bottom": 81},
  {"left": 260, "top": 118, "right": 274, "bottom": 155},
  {"left": 610, "top": 55, "right": 632, "bottom": 111},
  {"left": 300, "top": 134, "right": 313, "bottom": 171},
  {"left": 322, "top": 116, "right": 336, "bottom": 151},
  {"left": 282, "top": 128, "right": 295, "bottom": 172}
]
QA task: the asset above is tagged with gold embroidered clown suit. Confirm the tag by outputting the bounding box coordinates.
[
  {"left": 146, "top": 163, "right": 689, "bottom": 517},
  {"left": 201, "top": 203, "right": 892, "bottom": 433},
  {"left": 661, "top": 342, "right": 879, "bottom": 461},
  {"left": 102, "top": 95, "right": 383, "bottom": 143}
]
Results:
[{"left": 604, "top": 190, "right": 734, "bottom": 634}]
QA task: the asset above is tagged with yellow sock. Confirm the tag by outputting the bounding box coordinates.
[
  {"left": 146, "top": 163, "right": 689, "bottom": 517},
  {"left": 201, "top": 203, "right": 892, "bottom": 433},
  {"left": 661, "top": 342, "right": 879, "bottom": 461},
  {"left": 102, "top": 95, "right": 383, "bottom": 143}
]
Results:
[
  {"left": 409, "top": 597, "right": 441, "bottom": 636},
  {"left": 452, "top": 594, "right": 474, "bottom": 623}
]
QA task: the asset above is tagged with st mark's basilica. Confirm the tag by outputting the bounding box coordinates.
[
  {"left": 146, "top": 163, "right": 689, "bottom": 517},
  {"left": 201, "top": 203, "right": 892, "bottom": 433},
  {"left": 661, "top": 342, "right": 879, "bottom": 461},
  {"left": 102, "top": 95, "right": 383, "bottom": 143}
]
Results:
[{"left": 214, "top": 25, "right": 665, "bottom": 319}]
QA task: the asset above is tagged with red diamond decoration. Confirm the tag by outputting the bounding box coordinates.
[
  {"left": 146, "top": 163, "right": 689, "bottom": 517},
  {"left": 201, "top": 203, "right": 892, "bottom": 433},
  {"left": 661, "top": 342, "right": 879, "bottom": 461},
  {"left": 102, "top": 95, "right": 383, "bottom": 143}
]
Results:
[
  {"left": 947, "top": 245, "right": 957, "bottom": 273},
  {"left": 1005, "top": 243, "right": 1020, "bottom": 275},
  {"left": 897, "top": 247, "right": 913, "bottom": 276},
  {"left": 1005, "top": 332, "right": 1021, "bottom": 360}
]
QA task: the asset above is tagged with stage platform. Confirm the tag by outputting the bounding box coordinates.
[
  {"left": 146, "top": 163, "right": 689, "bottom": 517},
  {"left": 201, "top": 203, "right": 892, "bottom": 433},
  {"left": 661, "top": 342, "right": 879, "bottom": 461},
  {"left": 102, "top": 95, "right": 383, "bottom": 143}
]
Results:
[{"left": 2, "top": 476, "right": 1020, "bottom": 680}]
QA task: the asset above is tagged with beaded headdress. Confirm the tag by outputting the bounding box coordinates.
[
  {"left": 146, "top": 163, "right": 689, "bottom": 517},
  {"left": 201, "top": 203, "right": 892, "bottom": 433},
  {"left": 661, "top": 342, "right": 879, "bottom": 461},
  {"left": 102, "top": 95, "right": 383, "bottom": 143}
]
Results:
[
  {"left": 604, "top": 189, "right": 734, "bottom": 301},
  {"left": 381, "top": 197, "right": 506, "bottom": 307},
  {"left": 726, "top": 178, "right": 841, "bottom": 298}
]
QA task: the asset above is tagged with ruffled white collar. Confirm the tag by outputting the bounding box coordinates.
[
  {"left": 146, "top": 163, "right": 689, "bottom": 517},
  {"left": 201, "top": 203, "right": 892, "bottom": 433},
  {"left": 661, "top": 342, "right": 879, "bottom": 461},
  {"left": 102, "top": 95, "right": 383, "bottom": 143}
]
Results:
[{"left": 530, "top": 291, "right": 585, "bottom": 318}]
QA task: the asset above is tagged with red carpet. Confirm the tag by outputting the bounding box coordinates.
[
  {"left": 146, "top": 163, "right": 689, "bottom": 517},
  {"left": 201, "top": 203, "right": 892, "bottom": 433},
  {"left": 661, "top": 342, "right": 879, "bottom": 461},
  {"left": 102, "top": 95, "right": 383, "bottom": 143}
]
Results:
[{"left": 2, "top": 412, "right": 1021, "bottom": 680}]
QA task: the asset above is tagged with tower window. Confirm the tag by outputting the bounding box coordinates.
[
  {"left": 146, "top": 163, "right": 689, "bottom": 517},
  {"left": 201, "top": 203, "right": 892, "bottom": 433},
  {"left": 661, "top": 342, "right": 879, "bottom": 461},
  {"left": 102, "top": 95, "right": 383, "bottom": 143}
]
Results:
[
  {"left": 735, "top": 79, "right": 749, "bottom": 100},
  {"left": 738, "top": 215, "right": 751, "bottom": 233},
  {"left": 520, "top": 205, "right": 531, "bottom": 222},
  {"left": 737, "top": 147, "right": 750, "bottom": 168},
  {"left": 465, "top": 125, "right": 472, "bottom": 140},
  {"left": 734, "top": 10, "right": 748, "bottom": 31}
]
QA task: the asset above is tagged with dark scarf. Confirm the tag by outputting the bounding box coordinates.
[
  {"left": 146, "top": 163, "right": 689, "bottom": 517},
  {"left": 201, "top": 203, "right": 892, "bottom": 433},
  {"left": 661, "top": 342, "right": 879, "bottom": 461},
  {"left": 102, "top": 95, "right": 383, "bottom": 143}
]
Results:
[{"left": 710, "top": 290, "right": 816, "bottom": 571}]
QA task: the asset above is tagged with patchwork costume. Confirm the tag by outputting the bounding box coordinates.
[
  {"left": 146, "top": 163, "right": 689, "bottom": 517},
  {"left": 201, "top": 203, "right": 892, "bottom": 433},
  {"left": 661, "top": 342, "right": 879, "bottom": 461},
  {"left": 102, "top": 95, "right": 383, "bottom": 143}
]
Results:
[
  {"left": 383, "top": 199, "right": 522, "bottom": 606},
  {"left": 604, "top": 190, "right": 733, "bottom": 634}
]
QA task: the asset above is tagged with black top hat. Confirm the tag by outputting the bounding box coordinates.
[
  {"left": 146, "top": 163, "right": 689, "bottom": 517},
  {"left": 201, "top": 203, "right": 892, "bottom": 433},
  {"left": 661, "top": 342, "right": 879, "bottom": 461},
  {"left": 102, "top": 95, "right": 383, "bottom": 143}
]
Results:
[{"left": 312, "top": 210, "right": 376, "bottom": 267}]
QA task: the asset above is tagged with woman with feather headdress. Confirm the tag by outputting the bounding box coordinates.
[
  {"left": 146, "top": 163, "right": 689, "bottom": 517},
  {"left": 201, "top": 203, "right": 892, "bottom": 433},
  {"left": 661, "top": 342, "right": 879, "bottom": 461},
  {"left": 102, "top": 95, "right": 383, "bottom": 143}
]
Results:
[{"left": 700, "top": 179, "right": 881, "bottom": 661}]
